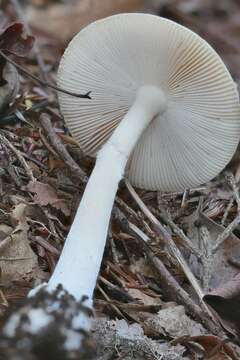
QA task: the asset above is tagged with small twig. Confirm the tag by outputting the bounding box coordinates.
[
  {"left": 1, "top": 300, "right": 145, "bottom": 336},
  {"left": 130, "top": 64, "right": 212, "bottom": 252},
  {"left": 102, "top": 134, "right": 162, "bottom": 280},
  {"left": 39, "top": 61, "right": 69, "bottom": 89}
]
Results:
[
  {"left": 98, "top": 276, "right": 133, "bottom": 303},
  {"left": 221, "top": 172, "right": 240, "bottom": 227},
  {"left": 29, "top": 235, "right": 60, "bottom": 256},
  {"left": 143, "top": 244, "right": 222, "bottom": 335},
  {"left": 163, "top": 215, "right": 200, "bottom": 258},
  {"left": 115, "top": 196, "right": 140, "bottom": 222},
  {"left": 158, "top": 186, "right": 208, "bottom": 199},
  {"left": 110, "top": 232, "right": 120, "bottom": 264},
  {"left": 128, "top": 222, "right": 149, "bottom": 243},
  {"left": 217, "top": 173, "right": 240, "bottom": 246},
  {"left": 114, "top": 207, "right": 223, "bottom": 336},
  {"left": 221, "top": 197, "right": 234, "bottom": 225},
  {"left": 20, "top": 151, "right": 48, "bottom": 171},
  {"left": 0, "top": 132, "right": 35, "bottom": 181},
  {"left": 181, "top": 189, "right": 189, "bottom": 208},
  {"left": 39, "top": 113, "right": 87, "bottom": 182},
  {"left": 38, "top": 128, "right": 59, "bottom": 158},
  {"left": 198, "top": 225, "right": 212, "bottom": 291},
  {"left": 0, "top": 257, "right": 32, "bottom": 261},
  {"left": 96, "top": 298, "right": 161, "bottom": 313},
  {"left": 213, "top": 215, "right": 240, "bottom": 254},
  {"left": 0, "top": 290, "right": 8, "bottom": 307},
  {"left": 0, "top": 50, "right": 91, "bottom": 99},
  {"left": 96, "top": 284, "right": 126, "bottom": 319},
  {"left": 226, "top": 172, "right": 240, "bottom": 213},
  {"left": 125, "top": 179, "right": 205, "bottom": 303}
]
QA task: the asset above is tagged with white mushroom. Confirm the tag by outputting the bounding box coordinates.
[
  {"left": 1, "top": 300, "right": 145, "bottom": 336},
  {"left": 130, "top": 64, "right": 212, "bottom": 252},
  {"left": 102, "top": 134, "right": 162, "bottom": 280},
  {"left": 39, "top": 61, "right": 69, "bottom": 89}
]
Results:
[{"left": 42, "top": 13, "right": 240, "bottom": 312}]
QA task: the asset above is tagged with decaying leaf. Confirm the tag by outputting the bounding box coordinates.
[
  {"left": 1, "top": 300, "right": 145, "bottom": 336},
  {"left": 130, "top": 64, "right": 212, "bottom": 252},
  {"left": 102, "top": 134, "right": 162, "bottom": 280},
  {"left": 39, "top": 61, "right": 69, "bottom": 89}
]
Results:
[
  {"left": 93, "top": 318, "right": 186, "bottom": 359},
  {"left": 0, "top": 62, "right": 19, "bottom": 112},
  {"left": 0, "top": 204, "right": 43, "bottom": 284},
  {"left": 185, "top": 212, "right": 240, "bottom": 290},
  {"left": 138, "top": 305, "right": 205, "bottom": 339},
  {"left": 0, "top": 23, "right": 34, "bottom": 57},
  {"left": 203, "top": 273, "right": 240, "bottom": 337},
  {"left": 174, "top": 335, "right": 239, "bottom": 360},
  {"left": 26, "top": 180, "right": 70, "bottom": 216},
  {"left": 0, "top": 23, "right": 34, "bottom": 112}
]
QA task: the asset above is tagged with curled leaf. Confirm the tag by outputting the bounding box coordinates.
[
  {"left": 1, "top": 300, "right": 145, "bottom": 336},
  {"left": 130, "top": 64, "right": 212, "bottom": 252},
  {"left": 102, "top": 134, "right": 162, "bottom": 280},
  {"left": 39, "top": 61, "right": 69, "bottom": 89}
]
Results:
[{"left": 0, "top": 23, "right": 34, "bottom": 57}]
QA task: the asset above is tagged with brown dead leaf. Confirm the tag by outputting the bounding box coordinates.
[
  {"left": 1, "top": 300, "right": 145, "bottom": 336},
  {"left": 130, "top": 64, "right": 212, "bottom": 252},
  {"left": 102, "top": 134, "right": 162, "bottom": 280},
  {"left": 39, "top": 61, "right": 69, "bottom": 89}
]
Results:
[
  {"left": 0, "top": 222, "right": 41, "bottom": 283},
  {"left": 0, "top": 62, "right": 19, "bottom": 112},
  {"left": 203, "top": 273, "right": 240, "bottom": 337},
  {"left": 11, "top": 203, "right": 28, "bottom": 225},
  {"left": 0, "top": 23, "right": 34, "bottom": 103},
  {"left": 0, "top": 23, "right": 34, "bottom": 57},
  {"left": 175, "top": 335, "right": 238, "bottom": 360},
  {"left": 26, "top": 180, "right": 70, "bottom": 216},
  {"left": 143, "top": 306, "right": 205, "bottom": 339}
]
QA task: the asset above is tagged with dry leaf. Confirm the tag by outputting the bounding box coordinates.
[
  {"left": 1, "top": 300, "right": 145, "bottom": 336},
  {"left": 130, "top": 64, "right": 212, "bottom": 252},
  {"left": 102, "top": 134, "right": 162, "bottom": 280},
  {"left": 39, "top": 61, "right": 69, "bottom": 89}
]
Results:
[
  {"left": 0, "top": 222, "right": 41, "bottom": 283},
  {"left": 0, "top": 23, "right": 34, "bottom": 112},
  {"left": 177, "top": 335, "right": 239, "bottom": 360},
  {"left": 140, "top": 305, "right": 205, "bottom": 339},
  {"left": 26, "top": 180, "right": 70, "bottom": 216},
  {"left": 0, "top": 62, "right": 19, "bottom": 112},
  {"left": 203, "top": 273, "right": 240, "bottom": 337},
  {"left": 0, "top": 23, "right": 34, "bottom": 57},
  {"left": 93, "top": 318, "right": 186, "bottom": 359}
]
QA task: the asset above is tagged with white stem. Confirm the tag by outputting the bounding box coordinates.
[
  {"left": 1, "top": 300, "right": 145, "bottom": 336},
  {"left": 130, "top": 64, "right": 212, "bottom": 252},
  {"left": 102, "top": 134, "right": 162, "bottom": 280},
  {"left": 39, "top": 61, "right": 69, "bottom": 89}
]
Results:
[{"left": 47, "top": 85, "right": 167, "bottom": 301}]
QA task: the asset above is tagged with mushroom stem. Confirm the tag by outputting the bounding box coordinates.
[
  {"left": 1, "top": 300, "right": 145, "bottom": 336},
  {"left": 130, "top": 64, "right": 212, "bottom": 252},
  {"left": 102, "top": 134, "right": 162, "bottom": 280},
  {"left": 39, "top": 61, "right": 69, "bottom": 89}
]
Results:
[{"left": 48, "top": 85, "right": 167, "bottom": 301}]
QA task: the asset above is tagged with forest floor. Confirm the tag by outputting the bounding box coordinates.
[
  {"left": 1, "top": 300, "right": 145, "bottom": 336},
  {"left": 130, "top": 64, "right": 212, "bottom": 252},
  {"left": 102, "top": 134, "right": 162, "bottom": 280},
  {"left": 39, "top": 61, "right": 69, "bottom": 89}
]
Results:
[{"left": 0, "top": 0, "right": 240, "bottom": 359}]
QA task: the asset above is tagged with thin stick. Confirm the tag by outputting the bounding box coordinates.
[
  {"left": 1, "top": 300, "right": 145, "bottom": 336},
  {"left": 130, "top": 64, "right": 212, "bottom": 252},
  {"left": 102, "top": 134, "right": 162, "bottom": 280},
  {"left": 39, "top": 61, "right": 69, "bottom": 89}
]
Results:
[
  {"left": 114, "top": 207, "right": 223, "bottom": 336},
  {"left": 141, "top": 243, "right": 221, "bottom": 335},
  {"left": 96, "top": 284, "right": 126, "bottom": 319},
  {"left": 39, "top": 113, "right": 87, "bottom": 182},
  {"left": 0, "top": 132, "right": 35, "bottom": 182},
  {"left": 39, "top": 128, "right": 59, "bottom": 158},
  {"left": 0, "top": 50, "right": 91, "bottom": 99},
  {"left": 214, "top": 173, "right": 240, "bottom": 251},
  {"left": 198, "top": 224, "right": 212, "bottom": 291},
  {"left": 164, "top": 215, "right": 200, "bottom": 258},
  {"left": 226, "top": 172, "right": 240, "bottom": 212},
  {"left": 125, "top": 179, "right": 206, "bottom": 305},
  {"left": 221, "top": 197, "right": 234, "bottom": 225},
  {"left": 213, "top": 215, "right": 240, "bottom": 254}
]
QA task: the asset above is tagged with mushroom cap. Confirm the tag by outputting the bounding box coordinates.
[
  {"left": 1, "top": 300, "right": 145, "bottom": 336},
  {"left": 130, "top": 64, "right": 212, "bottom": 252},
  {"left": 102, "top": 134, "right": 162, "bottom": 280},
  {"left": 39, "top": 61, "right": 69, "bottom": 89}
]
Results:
[{"left": 57, "top": 13, "right": 240, "bottom": 192}]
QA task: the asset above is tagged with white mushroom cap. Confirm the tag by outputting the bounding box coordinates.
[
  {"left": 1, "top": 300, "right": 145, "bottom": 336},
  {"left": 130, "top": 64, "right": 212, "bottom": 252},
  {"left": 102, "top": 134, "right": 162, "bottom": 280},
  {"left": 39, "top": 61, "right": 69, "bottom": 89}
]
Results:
[{"left": 57, "top": 13, "right": 240, "bottom": 192}]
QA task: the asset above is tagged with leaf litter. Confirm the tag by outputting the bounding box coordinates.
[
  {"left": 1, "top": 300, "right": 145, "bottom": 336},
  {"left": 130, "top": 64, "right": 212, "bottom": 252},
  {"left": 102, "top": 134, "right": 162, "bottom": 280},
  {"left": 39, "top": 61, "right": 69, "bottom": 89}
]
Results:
[{"left": 0, "top": 0, "right": 240, "bottom": 359}]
